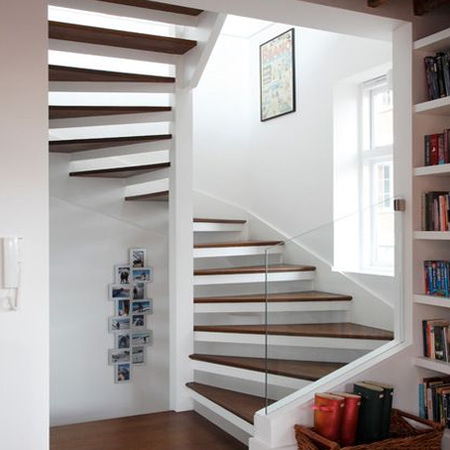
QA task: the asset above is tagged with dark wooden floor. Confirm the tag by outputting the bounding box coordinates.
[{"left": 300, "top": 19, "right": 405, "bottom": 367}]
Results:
[{"left": 51, "top": 410, "right": 248, "bottom": 450}]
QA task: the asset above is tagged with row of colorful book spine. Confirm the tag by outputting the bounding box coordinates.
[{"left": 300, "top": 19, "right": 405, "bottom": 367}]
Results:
[
  {"left": 424, "top": 260, "right": 450, "bottom": 297},
  {"left": 422, "top": 191, "right": 450, "bottom": 231},
  {"left": 313, "top": 381, "right": 393, "bottom": 446},
  {"left": 424, "top": 52, "right": 450, "bottom": 101},
  {"left": 424, "top": 129, "right": 450, "bottom": 166},
  {"left": 422, "top": 319, "right": 450, "bottom": 361},
  {"left": 419, "top": 375, "right": 450, "bottom": 427}
]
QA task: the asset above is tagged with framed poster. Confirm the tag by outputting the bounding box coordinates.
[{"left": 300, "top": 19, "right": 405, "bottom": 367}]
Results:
[{"left": 260, "top": 28, "right": 296, "bottom": 121}]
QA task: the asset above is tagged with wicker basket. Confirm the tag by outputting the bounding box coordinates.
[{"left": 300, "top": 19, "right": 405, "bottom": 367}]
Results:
[{"left": 294, "top": 409, "right": 444, "bottom": 450}]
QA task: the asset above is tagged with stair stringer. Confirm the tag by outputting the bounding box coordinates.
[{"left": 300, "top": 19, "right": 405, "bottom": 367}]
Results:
[{"left": 249, "top": 341, "right": 415, "bottom": 450}]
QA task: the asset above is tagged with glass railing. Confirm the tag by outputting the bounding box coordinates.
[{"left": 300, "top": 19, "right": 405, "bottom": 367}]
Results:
[{"left": 262, "top": 197, "right": 404, "bottom": 414}]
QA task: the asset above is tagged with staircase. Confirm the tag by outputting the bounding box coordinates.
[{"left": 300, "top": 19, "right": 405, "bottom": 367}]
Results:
[
  {"left": 187, "top": 217, "right": 394, "bottom": 442},
  {"left": 48, "top": 0, "right": 222, "bottom": 202}
]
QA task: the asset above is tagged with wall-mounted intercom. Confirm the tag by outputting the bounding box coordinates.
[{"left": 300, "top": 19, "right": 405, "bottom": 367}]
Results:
[{"left": 2, "top": 237, "right": 22, "bottom": 311}]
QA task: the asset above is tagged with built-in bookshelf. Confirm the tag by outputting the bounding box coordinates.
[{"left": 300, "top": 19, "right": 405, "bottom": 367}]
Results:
[{"left": 413, "top": 26, "right": 450, "bottom": 377}]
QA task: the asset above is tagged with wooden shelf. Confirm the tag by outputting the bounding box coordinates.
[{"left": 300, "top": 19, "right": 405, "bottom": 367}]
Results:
[
  {"left": 414, "top": 163, "right": 450, "bottom": 177},
  {"left": 414, "top": 294, "right": 450, "bottom": 308},
  {"left": 414, "top": 231, "right": 450, "bottom": 240},
  {"left": 414, "top": 27, "right": 450, "bottom": 52},
  {"left": 414, "top": 96, "right": 450, "bottom": 115},
  {"left": 414, "top": 356, "right": 450, "bottom": 374}
]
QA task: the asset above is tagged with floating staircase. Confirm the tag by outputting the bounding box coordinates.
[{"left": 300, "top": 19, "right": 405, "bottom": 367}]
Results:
[
  {"left": 48, "top": 0, "right": 217, "bottom": 202},
  {"left": 187, "top": 217, "right": 394, "bottom": 441}
]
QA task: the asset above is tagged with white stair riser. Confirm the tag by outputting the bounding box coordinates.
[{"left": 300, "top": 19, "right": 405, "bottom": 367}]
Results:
[
  {"left": 189, "top": 390, "right": 254, "bottom": 435},
  {"left": 49, "top": 81, "right": 175, "bottom": 94},
  {"left": 49, "top": 39, "right": 178, "bottom": 66},
  {"left": 194, "top": 301, "right": 351, "bottom": 314},
  {"left": 49, "top": 0, "right": 200, "bottom": 28},
  {"left": 194, "top": 222, "right": 245, "bottom": 233},
  {"left": 192, "top": 360, "right": 312, "bottom": 390},
  {"left": 125, "top": 178, "right": 169, "bottom": 197},
  {"left": 125, "top": 168, "right": 170, "bottom": 187},
  {"left": 70, "top": 141, "right": 172, "bottom": 161},
  {"left": 194, "top": 271, "right": 315, "bottom": 286},
  {"left": 194, "top": 246, "right": 282, "bottom": 259},
  {"left": 194, "top": 332, "right": 388, "bottom": 351}
]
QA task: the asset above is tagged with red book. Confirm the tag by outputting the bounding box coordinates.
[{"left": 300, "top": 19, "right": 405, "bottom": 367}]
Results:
[
  {"left": 332, "top": 392, "right": 361, "bottom": 446},
  {"left": 312, "top": 393, "right": 345, "bottom": 442}
]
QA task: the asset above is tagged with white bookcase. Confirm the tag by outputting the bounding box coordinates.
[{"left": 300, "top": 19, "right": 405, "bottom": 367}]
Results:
[{"left": 413, "top": 27, "right": 450, "bottom": 374}]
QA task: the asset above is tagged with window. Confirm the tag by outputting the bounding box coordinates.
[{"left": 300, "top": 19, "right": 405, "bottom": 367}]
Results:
[{"left": 360, "top": 75, "right": 394, "bottom": 272}]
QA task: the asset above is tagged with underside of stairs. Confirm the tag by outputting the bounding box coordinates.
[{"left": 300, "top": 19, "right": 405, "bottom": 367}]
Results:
[{"left": 187, "top": 217, "right": 394, "bottom": 441}]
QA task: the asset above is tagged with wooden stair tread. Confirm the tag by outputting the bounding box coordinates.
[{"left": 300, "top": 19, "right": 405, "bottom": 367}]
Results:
[
  {"left": 49, "top": 21, "right": 197, "bottom": 55},
  {"left": 186, "top": 382, "right": 269, "bottom": 424},
  {"left": 95, "top": 0, "right": 204, "bottom": 16},
  {"left": 194, "top": 264, "right": 316, "bottom": 276},
  {"left": 194, "top": 240, "right": 282, "bottom": 249},
  {"left": 49, "top": 65, "right": 175, "bottom": 83},
  {"left": 193, "top": 218, "right": 247, "bottom": 224},
  {"left": 194, "top": 291, "right": 353, "bottom": 304},
  {"left": 189, "top": 354, "right": 345, "bottom": 381},
  {"left": 194, "top": 323, "right": 394, "bottom": 341},
  {"left": 125, "top": 191, "right": 169, "bottom": 202},
  {"left": 49, "top": 106, "right": 172, "bottom": 120},
  {"left": 70, "top": 162, "right": 170, "bottom": 179},
  {"left": 49, "top": 134, "right": 172, "bottom": 153}
]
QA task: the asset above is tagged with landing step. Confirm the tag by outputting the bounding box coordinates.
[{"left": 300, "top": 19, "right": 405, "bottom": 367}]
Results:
[
  {"left": 49, "top": 134, "right": 172, "bottom": 153},
  {"left": 70, "top": 162, "right": 170, "bottom": 179},
  {"left": 49, "top": 65, "right": 175, "bottom": 83},
  {"left": 190, "top": 354, "right": 345, "bottom": 381},
  {"left": 49, "top": 106, "right": 172, "bottom": 120},
  {"left": 49, "top": 21, "right": 197, "bottom": 55},
  {"left": 194, "top": 291, "right": 353, "bottom": 304},
  {"left": 194, "top": 264, "right": 315, "bottom": 276},
  {"left": 125, "top": 191, "right": 169, "bottom": 202},
  {"left": 96, "top": 0, "right": 204, "bottom": 16},
  {"left": 194, "top": 218, "right": 247, "bottom": 224},
  {"left": 194, "top": 323, "right": 394, "bottom": 341},
  {"left": 186, "top": 382, "right": 269, "bottom": 425}
]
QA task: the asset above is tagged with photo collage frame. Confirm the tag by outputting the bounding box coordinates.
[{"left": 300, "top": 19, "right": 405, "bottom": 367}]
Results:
[{"left": 108, "top": 248, "right": 153, "bottom": 384}]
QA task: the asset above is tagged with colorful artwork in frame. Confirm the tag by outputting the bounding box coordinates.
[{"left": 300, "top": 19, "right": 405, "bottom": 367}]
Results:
[{"left": 260, "top": 28, "right": 296, "bottom": 121}]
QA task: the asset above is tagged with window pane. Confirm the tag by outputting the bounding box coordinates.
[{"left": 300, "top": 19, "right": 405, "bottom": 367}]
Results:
[{"left": 372, "top": 89, "right": 393, "bottom": 148}]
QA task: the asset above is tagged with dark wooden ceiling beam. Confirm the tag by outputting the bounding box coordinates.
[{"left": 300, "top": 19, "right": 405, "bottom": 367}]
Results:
[
  {"left": 94, "top": 0, "right": 204, "bottom": 16},
  {"left": 414, "top": 0, "right": 450, "bottom": 15},
  {"left": 367, "top": 0, "right": 391, "bottom": 7}
]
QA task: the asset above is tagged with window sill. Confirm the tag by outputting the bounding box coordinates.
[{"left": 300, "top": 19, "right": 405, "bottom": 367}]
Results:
[{"left": 332, "top": 266, "right": 395, "bottom": 277}]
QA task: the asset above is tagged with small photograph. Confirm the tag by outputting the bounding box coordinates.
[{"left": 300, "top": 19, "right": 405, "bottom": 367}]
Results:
[
  {"left": 115, "top": 363, "right": 131, "bottom": 384},
  {"left": 132, "top": 283, "right": 145, "bottom": 300},
  {"left": 132, "top": 346, "right": 145, "bottom": 365},
  {"left": 131, "top": 268, "right": 152, "bottom": 283},
  {"left": 116, "top": 299, "right": 130, "bottom": 317},
  {"left": 131, "top": 314, "right": 146, "bottom": 330},
  {"left": 115, "top": 264, "right": 131, "bottom": 285},
  {"left": 116, "top": 333, "right": 130, "bottom": 349},
  {"left": 109, "top": 284, "right": 131, "bottom": 300},
  {"left": 130, "top": 248, "right": 146, "bottom": 268},
  {"left": 108, "top": 348, "right": 131, "bottom": 365},
  {"left": 131, "top": 331, "right": 152, "bottom": 346},
  {"left": 131, "top": 300, "right": 152, "bottom": 315},
  {"left": 109, "top": 316, "right": 131, "bottom": 332}
]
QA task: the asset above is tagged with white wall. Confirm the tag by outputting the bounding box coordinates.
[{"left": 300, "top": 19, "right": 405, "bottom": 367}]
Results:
[
  {"left": 0, "top": 1, "right": 49, "bottom": 449},
  {"left": 50, "top": 155, "right": 170, "bottom": 425}
]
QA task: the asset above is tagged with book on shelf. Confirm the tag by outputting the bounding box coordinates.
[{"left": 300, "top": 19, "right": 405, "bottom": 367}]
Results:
[
  {"left": 424, "top": 130, "right": 449, "bottom": 166},
  {"left": 421, "top": 192, "right": 450, "bottom": 231},
  {"left": 312, "top": 393, "right": 345, "bottom": 443},
  {"left": 422, "top": 319, "right": 450, "bottom": 361},
  {"left": 419, "top": 376, "right": 450, "bottom": 426},
  {"left": 424, "top": 260, "right": 450, "bottom": 297},
  {"left": 361, "top": 381, "right": 394, "bottom": 440},
  {"left": 424, "top": 51, "right": 450, "bottom": 101},
  {"left": 353, "top": 382, "right": 385, "bottom": 444}
]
